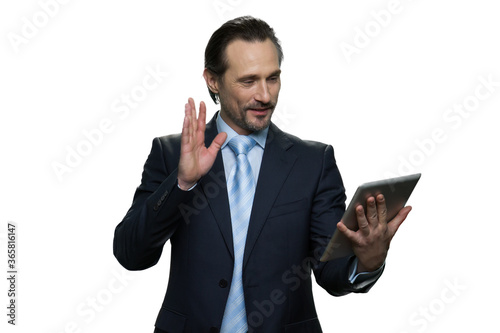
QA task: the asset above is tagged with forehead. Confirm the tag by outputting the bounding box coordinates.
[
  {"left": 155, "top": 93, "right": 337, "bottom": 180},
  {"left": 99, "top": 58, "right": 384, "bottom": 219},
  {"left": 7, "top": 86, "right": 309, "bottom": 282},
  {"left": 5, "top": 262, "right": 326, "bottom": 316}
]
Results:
[{"left": 224, "top": 39, "right": 280, "bottom": 77}]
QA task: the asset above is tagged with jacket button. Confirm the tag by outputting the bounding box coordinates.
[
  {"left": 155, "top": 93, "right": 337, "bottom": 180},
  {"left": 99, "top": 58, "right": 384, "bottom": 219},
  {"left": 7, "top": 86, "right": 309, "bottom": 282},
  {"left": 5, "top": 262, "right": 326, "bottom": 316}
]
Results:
[
  {"left": 219, "top": 279, "right": 228, "bottom": 288},
  {"left": 209, "top": 327, "right": 219, "bottom": 333}
]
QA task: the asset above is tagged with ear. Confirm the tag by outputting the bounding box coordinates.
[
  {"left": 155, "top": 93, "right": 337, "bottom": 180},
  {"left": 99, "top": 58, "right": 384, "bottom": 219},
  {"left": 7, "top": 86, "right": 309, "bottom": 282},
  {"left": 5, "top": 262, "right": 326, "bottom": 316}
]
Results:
[{"left": 203, "top": 68, "right": 219, "bottom": 94}]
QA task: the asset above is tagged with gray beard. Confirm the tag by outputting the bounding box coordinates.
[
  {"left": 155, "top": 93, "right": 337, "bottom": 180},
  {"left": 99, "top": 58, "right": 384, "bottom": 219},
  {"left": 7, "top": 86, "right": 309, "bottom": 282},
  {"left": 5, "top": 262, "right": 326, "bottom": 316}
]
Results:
[{"left": 221, "top": 106, "right": 272, "bottom": 133}]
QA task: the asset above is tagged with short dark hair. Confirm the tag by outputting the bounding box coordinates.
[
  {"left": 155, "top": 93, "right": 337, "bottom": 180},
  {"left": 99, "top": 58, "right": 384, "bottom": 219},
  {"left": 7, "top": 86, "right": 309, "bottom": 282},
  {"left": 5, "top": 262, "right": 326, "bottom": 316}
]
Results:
[{"left": 204, "top": 16, "right": 284, "bottom": 104}]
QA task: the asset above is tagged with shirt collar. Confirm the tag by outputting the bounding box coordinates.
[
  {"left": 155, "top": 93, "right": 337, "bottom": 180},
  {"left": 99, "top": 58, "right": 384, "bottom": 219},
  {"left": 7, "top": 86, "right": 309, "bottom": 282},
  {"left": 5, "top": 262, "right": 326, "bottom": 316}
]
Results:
[{"left": 216, "top": 112, "right": 268, "bottom": 149}]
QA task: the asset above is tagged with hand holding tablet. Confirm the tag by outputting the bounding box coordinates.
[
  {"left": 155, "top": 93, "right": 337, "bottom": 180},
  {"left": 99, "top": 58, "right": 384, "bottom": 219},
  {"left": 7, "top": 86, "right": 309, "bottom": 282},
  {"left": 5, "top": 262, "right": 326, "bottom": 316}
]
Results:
[{"left": 320, "top": 174, "right": 421, "bottom": 266}]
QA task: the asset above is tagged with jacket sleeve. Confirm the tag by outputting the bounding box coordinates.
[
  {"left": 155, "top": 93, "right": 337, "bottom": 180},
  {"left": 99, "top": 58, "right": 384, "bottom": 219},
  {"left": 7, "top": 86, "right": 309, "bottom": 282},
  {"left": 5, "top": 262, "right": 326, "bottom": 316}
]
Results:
[
  {"left": 113, "top": 136, "right": 195, "bottom": 270},
  {"left": 311, "top": 145, "right": 381, "bottom": 296}
]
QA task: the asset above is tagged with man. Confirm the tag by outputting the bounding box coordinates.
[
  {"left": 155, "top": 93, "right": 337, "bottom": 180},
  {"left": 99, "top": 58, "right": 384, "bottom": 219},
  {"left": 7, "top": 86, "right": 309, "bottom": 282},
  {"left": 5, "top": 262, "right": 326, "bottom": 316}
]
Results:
[{"left": 113, "top": 16, "right": 411, "bottom": 332}]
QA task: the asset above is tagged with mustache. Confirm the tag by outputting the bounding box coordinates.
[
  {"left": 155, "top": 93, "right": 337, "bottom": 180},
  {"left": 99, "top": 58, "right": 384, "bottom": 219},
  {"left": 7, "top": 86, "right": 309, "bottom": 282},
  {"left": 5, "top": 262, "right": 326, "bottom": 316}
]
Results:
[{"left": 245, "top": 102, "right": 276, "bottom": 111}]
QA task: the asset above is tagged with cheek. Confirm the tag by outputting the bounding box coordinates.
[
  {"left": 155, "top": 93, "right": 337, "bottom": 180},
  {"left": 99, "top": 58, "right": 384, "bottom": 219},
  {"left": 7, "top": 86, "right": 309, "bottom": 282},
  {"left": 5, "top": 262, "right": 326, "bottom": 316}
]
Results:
[
  {"left": 225, "top": 88, "right": 244, "bottom": 104},
  {"left": 272, "top": 84, "right": 281, "bottom": 98},
  {"left": 235, "top": 92, "right": 253, "bottom": 108}
]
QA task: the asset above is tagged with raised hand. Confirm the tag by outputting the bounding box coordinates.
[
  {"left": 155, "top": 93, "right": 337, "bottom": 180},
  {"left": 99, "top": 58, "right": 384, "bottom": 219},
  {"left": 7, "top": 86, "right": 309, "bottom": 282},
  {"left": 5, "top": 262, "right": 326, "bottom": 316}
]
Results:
[
  {"left": 336, "top": 194, "right": 412, "bottom": 273},
  {"left": 177, "top": 98, "right": 227, "bottom": 191}
]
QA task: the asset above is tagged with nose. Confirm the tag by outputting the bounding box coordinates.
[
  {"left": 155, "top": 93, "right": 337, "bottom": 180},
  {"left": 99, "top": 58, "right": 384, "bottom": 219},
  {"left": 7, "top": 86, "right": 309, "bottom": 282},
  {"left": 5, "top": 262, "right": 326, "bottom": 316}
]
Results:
[{"left": 255, "top": 80, "right": 271, "bottom": 104}]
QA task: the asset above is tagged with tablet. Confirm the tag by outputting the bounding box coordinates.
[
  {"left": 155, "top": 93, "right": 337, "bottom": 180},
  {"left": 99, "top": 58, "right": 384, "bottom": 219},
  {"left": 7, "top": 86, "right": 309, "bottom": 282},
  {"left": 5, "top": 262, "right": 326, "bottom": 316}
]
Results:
[{"left": 320, "top": 173, "right": 421, "bottom": 262}]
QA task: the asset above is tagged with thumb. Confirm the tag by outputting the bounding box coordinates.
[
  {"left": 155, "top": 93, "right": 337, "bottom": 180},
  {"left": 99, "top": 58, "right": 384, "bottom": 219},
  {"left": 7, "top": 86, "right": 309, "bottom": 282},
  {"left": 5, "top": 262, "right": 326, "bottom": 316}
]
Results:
[
  {"left": 337, "top": 221, "right": 358, "bottom": 243},
  {"left": 208, "top": 132, "right": 227, "bottom": 155},
  {"left": 388, "top": 206, "right": 412, "bottom": 237}
]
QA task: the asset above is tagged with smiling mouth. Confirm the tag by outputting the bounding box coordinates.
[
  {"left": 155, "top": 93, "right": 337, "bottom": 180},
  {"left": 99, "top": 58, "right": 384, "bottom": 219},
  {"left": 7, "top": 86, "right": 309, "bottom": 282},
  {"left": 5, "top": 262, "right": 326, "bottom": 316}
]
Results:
[{"left": 248, "top": 108, "right": 271, "bottom": 117}]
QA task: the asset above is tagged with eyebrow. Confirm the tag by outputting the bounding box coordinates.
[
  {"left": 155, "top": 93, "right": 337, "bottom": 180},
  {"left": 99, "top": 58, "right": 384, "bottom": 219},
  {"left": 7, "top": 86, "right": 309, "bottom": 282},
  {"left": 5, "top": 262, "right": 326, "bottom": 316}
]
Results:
[{"left": 239, "top": 70, "right": 281, "bottom": 81}]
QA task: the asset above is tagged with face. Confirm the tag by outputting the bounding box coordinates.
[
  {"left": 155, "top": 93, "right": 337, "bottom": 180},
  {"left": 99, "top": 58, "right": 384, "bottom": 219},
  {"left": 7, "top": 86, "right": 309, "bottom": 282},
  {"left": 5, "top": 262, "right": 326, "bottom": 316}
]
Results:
[{"left": 205, "top": 38, "right": 281, "bottom": 135}]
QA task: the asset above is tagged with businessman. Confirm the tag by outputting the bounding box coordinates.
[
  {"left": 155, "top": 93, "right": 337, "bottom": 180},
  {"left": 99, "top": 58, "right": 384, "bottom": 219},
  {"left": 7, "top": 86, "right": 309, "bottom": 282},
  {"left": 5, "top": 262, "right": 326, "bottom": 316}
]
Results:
[{"left": 113, "top": 16, "right": 412, "bottom": 333}]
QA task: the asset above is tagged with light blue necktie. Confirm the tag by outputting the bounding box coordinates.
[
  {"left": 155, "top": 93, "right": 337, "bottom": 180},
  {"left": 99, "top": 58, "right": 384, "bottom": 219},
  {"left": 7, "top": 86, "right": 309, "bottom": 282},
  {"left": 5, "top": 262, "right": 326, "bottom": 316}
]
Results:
[{"left": 220, "top": 135, "right": 256, "bottom": 333}]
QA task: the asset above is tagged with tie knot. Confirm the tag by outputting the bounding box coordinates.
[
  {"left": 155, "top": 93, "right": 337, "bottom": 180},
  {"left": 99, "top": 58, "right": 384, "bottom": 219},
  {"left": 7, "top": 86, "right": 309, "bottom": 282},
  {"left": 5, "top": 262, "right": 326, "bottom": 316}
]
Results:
[{"left": 228, "top": 135, "right": 256, "bottom": 156}]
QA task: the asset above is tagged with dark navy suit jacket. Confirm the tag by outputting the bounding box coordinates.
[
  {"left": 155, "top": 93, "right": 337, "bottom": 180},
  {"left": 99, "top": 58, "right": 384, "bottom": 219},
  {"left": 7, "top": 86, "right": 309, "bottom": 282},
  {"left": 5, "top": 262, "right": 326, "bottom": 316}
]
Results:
[{"left": 113, "top": 113, "right": 379, "bottom": 332}]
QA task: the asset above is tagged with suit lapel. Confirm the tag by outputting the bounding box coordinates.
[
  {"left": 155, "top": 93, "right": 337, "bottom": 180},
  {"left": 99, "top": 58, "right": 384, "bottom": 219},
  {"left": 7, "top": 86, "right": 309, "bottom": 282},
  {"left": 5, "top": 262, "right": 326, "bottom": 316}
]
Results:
[
  {"left": 199, "top": 113, "right": 234, "bottom": 259},
  {"left": 243, "top": 123, "right": 297, "bottom": 268}
]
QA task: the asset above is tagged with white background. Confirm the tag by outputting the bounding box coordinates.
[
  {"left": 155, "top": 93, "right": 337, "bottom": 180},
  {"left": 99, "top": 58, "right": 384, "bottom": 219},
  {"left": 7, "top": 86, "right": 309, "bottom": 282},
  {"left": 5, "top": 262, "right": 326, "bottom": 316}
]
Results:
[{"left": 1, "top": 0, "right": 499, "bottom": 332}]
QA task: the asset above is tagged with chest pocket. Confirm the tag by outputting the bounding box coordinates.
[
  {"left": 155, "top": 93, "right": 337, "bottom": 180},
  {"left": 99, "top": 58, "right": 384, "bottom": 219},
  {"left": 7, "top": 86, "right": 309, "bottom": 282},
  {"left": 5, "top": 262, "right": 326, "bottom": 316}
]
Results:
[{"left": 267, "top": 197, "right": 308, "bottom": 219}]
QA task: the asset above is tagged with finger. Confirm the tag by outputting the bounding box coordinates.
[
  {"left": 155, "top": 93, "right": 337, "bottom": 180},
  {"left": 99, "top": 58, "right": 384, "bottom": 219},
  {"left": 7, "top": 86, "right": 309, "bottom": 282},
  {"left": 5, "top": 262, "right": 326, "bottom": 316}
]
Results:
[
  {"left": 198, "top": 100, "right": 207, "bottom": 135},
  {"left": 336, "top": 221, "right": 359, "bottom": 244},
  {"left": 207, "top": 132, "right": 227, "bottom": 156},
  {"left": 181, "top": 111, "right": 190, "bottom": 145},
  {"left": 387, "top": 206, "right": 412, "bottom": 237},
  {"left": 356, "top": 204, "right": 370, "bottom": 236},
  {"left": 188, "top": 97, "right": 197, "bottom": 132},
  {"left": 376, "top": 194, "right": 388, "bottom": 225},
  {"left": 365, "top": 196, "right": 378, "bottom": 225},
  {"left": 182, "top": 103, "right": 192, "bottom": 145}
]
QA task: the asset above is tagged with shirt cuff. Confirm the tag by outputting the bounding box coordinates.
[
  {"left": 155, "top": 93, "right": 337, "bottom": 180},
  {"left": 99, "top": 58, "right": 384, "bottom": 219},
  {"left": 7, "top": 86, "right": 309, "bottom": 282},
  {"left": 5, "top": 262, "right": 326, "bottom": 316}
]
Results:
[
  {"left": 177, "top": 181, "right": 198, "bottom": 191},
  {"left": 348, "top": 257, "right": 385, "bottom": 290}
]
